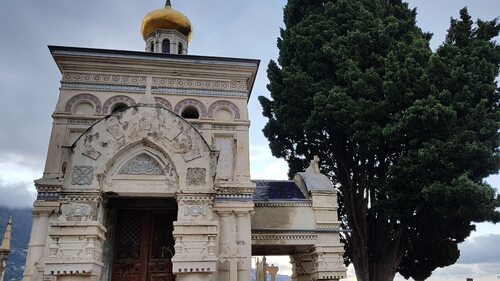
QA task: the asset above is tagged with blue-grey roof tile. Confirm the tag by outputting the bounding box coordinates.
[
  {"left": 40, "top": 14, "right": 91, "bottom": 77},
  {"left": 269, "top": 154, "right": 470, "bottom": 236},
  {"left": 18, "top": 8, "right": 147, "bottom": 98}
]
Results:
[{"left": 252, "top": 180, "right": 306, "bottom": 200}]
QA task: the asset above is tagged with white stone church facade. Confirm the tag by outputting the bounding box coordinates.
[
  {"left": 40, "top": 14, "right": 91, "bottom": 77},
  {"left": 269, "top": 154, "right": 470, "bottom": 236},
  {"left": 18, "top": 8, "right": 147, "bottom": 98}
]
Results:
[{"left": 22, "top": 2, "right": 346, "bottom": 281}]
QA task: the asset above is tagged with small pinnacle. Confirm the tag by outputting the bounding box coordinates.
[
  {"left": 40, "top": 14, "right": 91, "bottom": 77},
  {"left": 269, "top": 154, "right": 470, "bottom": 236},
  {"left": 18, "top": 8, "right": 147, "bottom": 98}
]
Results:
[{"left": 165, "top": 0, "right": 171, "bottom": 7}]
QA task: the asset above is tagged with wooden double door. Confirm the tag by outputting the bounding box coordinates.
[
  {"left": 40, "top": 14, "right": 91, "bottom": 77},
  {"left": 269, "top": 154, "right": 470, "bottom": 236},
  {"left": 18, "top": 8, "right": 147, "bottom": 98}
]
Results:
[{"left": 112, "top": 210, "right": 176, "bottom": 281}]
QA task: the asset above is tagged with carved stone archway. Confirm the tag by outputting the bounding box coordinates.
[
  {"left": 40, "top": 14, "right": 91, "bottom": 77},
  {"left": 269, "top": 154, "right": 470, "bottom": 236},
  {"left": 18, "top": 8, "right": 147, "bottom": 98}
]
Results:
[{"left": 48, "top": 105, "right": 220, "bottom": 281}]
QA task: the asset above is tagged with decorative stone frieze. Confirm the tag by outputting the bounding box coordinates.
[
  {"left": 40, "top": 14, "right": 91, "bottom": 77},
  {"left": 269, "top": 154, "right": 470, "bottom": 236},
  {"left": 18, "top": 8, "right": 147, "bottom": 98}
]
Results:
[
  {"left": 61, "top": 82, "right": 146, "bottom": 93},
  {"left": 252, "top": 234, "right": 317, "bottom": 242},
  {"left": 62, "top": 73, "right": 147, "bottom": 86},
  {"left": 152, "top": 77, "right": 247, "bottom": 92},
  {"left": 62, "top": 72, "right": 248, "bottom": 93},
  {"left": 35, "top": 180, "right": 62, "bottom": 201}
]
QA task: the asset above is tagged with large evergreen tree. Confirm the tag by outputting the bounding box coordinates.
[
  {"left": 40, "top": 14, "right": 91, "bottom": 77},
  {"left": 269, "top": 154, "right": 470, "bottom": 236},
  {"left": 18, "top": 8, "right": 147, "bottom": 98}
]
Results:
[{"left": 259, "top": 1, "right": 500, "bottom": 280}]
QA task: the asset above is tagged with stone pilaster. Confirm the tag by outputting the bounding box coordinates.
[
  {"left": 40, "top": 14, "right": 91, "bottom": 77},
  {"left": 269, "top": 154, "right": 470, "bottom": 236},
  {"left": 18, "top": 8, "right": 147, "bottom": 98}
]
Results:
[
  {"left": 22, "top": 201, "right": 59, "bottom": 281},
  {"left": 172, "top": 195, "right": 218, "bottom": 281},
  {"left": 235, "top": 211, "right": 252, "bottom": 281},
  {"left": 310, "top": 190, "right": 346, "bottom": 280},
  {"left": 214, "top": 199, "right": 253, "bottom": 281}
]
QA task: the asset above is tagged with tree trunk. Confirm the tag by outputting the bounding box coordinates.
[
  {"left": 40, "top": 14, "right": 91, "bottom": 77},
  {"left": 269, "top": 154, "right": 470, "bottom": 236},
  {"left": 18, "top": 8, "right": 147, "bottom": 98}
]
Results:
[{"left": 346, "top": 198, "right": 405, "bottom": 281}]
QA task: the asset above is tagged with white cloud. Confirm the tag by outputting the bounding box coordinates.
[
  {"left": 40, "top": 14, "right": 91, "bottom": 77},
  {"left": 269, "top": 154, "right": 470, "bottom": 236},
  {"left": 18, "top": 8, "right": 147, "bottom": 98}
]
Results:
[
  {"left": 249, "top": 145, "right": 288, "bottom": 180},
  {"left": 0, "top": 181, "right": 36, "bottom": 209},
  {"left": 0, "top": 153, "right": 41, "bottom": 209}
]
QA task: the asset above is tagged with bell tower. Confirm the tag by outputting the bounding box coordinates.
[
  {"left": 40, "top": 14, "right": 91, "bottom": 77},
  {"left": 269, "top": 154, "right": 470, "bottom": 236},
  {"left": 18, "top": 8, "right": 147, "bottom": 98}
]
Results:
[{"left": 141, "top": 0, "right": 191, "bottom": 54}]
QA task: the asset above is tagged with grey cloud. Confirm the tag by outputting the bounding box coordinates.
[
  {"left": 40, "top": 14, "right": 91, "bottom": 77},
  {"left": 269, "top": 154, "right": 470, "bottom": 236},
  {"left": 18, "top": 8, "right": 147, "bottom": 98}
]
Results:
[
  {"left": 0, "top": 181, "right": 36, "bottom": 209},
  {"left": 458, "top": 234, "right": 500, "bottom": 264}
]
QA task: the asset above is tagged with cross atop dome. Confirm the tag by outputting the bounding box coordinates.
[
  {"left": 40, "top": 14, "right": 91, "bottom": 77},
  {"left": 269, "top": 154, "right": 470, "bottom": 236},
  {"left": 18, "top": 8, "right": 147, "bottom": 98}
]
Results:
[{"left": 141, "top": 0, "right": 192, "bottom": 54}]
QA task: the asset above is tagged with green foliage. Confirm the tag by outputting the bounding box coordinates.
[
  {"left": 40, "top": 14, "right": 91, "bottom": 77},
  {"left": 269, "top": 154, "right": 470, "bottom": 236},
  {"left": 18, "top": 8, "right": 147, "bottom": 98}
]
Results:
[{"left": 260, "top": 1, "right": 500, "bottom": 280}]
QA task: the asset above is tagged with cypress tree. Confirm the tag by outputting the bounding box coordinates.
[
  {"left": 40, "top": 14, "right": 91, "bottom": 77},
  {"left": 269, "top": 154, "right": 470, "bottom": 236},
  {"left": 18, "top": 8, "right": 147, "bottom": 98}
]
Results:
[{"left": 260, "top": 1, "right": 500, "bottom": 280}]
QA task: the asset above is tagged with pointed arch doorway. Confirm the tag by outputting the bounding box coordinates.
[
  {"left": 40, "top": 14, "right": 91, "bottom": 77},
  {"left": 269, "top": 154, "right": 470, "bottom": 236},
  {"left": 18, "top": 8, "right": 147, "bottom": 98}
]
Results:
[{"left": 108, "top": 198, "right": 178, "bottom": 281}]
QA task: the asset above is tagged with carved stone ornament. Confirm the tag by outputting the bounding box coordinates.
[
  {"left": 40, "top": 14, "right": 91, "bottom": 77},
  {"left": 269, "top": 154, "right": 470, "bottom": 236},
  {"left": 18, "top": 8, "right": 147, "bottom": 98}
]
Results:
[
  {"left": 71, "top": 166, "right": 94, "bottom": 185},
  {"left": 61, "top": 203, "right": 92, "bottom": 218},
  {"left": 186, "top": 168, "right": 206, "bottom": 186},
  {"left": 184, "top": 205, "right": 205, "bottom": 217},
  {"left": 118, "top": 153, "right": 165, "bottom": 175}
]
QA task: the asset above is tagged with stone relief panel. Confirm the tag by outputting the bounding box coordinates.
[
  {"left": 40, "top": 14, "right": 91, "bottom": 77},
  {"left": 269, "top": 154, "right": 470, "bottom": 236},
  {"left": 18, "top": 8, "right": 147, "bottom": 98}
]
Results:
[
  {"left": 214, "top": 136, "right": 235, "bottom": 180},
  {"left": 71, "top": 166, "right": 94, "bottom": 185},
  {"left": 177, "top": 195, "right": 213, "bottom": 221},
  {"left": 64, "top": 93, "right": 102, "bottom": 114},
  {"left": 207, "top": 100, "right": 241, "bottom": 120},
  {"left": 174, "top": 98, "right": 208, "bottom": 118},
  {"left": 102, "top": 95, "right": 136, "bottom": 114},
  {"left": 60, "top": 203, "right": 96, "bottom": 221},
  {"left": 118, "top": 153, "right": 165, "bottom": 175},
  {"left": 154, "top": 97, "right": 173, "bottom": 110},
  {"left": 186, "top": 168, "right": 206, "bottom": 186}
]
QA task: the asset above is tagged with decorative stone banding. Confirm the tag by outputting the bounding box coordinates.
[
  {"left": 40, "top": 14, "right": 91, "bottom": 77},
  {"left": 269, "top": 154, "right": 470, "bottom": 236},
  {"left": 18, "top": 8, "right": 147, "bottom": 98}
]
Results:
[
  {"left": 102, "top": 95, "right": 136, "bottom": 114},
  {"left": 154, "top": 97, "right": 173, "bottom": 110},
  {"left": 207, "top": 100, "right": 240, "bottom": 120},
  {"left": 174, "top": 99, "right": 207, "bottom": 118},
  {"left": 65, "top": 93, "right": 102, "bottom": 114}
]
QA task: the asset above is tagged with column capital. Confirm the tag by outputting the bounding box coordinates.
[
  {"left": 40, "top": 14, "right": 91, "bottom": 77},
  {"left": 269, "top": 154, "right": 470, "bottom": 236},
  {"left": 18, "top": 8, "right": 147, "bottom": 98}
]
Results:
[{"left": 32, "top": 201, "right": 59, "bottom": 215}]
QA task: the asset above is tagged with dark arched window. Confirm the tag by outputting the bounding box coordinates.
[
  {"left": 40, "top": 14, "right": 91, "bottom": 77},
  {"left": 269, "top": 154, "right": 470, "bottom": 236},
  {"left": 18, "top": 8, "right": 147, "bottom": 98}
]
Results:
[
  {"left": 178, "top": 42, "right": 183, "bottom": 54},
  {"left": 162, "top": 39, "right": 170, "bottom": 54},
  {"left": 112, "top": 103, "right": 128, "bottom": 113},
  {"left": 181, "top": 106, "right": 199, "bottom": 119},
  {"left": 149, "top": 42, "right": 155, "bottom": 52}
]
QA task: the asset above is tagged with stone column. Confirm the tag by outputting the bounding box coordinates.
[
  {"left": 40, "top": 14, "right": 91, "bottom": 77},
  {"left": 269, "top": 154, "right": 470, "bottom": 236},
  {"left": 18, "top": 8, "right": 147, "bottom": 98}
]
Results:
[
  {"left": 22, "top": 201, "right": 58, "bottom": 281},
  {"left": 217, "top": 211, "right": 235, "bottom": 281},
  {"left": 235, "top": 211, "right": 251, "bottom": 281}
]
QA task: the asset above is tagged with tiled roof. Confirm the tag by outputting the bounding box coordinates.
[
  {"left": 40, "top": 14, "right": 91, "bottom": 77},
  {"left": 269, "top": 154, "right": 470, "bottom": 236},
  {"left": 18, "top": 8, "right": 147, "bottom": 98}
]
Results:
[{"left": 252, "top": 180, "right": 307, "bottom": 201}]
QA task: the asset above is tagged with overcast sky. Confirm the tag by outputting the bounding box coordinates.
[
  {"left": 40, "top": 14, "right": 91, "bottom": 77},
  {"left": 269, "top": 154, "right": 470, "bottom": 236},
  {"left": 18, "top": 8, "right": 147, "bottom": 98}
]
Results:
[{"left": 0, "top": 0, "right": 498, "bottom": 280}]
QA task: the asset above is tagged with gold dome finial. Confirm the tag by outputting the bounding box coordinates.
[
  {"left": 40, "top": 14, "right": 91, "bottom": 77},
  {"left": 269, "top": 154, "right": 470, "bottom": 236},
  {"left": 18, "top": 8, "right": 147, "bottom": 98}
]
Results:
[{"left": 141, "top": 1, "right": 192, "bottom": 41}]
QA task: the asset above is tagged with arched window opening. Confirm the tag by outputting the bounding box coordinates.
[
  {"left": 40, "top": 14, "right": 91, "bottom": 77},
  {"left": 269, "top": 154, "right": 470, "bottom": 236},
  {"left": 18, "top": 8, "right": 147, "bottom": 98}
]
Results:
[
  {"left": 73, "top": 101, "right": 94, "bottom": 115},
  {"left": 178, "top": 42, "right": 183, "bottom": 54},
  {"left": 181, "top": 106, "right": 199, "bottom": 119},
  {"left": 149, "top": 42, "right": 155, "bottom": 52},
  {"left": 162, "top": 39, "right": 170, "bottom": 54},
  {"left": 112, "top": 103, "right": 128, "bottom": 113}
]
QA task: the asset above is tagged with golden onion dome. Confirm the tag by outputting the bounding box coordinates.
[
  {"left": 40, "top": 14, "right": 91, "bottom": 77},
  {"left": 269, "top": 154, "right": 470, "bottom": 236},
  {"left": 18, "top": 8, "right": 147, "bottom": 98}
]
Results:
[{"left": 141, "top": 1, "right": 192, "bottom": 41}]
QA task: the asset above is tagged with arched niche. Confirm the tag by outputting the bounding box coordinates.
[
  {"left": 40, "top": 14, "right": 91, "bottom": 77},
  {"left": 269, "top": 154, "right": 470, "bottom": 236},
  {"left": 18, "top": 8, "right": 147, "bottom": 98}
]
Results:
[
  {"left": 65, "top": 105, "right": 218, "bottom": 195},
  {"left": 104, "top": 144, "right": 179, "bottom": 196}
]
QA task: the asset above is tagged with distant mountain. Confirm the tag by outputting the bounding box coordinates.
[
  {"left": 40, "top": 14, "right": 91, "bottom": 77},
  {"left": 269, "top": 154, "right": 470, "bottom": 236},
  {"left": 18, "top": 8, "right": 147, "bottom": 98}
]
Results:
[{"left": 0, "top": 207, "right": 32, "bottom": 281}]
